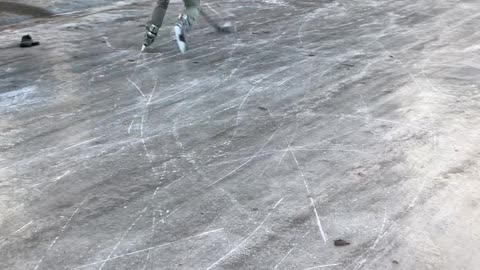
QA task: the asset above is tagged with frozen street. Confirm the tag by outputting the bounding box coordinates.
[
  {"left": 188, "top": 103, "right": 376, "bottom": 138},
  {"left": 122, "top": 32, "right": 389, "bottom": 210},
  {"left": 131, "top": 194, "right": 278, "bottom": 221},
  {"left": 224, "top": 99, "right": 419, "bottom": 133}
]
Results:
[{"left": 1, "top": 0, "right": 480, "bottom": 269}]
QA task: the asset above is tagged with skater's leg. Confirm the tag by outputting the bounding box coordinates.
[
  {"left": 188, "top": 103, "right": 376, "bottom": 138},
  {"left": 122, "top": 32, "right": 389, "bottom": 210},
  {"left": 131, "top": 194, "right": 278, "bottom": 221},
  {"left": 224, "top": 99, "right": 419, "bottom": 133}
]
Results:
[
  {"left": 143, "top": 0, "right": 170, "bottom": 49},
  {"left": 183, "top": 0, "right": 200, "bottom": 24},
  {"left": 150, "top": 0, "right": 170, "bottom": 27},
  {"left": 173, "top": 0, "right": 200, "bottom": 53}
]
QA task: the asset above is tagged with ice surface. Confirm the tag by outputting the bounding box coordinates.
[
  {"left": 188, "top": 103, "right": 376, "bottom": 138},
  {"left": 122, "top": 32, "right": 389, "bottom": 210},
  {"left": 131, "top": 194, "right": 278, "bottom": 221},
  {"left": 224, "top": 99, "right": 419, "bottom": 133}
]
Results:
[{"left": 1, "top": 0, "right": 480, "bottom": 269}]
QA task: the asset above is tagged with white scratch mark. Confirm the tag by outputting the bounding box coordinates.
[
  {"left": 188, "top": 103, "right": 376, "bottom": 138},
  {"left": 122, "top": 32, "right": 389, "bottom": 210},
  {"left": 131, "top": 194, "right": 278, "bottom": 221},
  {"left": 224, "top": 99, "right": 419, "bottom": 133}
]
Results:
[
  {"left": 12, "top": 221, "right": 33, "bottom": 235},
  {"left": 207, "top": 128, "right": 278, "bottom": 187},
  {"left": 277, "top": 148, "right": 289, "bottom": 166},
  {"left": 297, "top": 7, "right": 324, "bottom": 45},
  {"left": 303, "top": 263, "right": 341, "bottom": 270},
  {"left": 151, "top": 187, "right": 160, "bottom": 200},
  {"left": 127, "top": 78, "right": 146, "bottom": 97},
  {"left": 62, "top": 208, "right": 80, "bottom": 232},
  {"left": 225, "top": 57, "right": 246, "bottom": 81},
  {"left": 0, "top": 221, "right": 33, "bottom": 245},
  {"left": 139, "top": 114, "right": 154, "bottom": 165},
  {"left": 142, "top": 250, "right": 150, "bottom": 270},
  {"left": 34, "top": 200, "right": 85, "bottom": 270},
  {"left": 289, "top": 149, "right": 327, "bottom": 243},
  {"left": 72, "top": 229, "right": 224, "bottom": 270},
  {"left": 149, "top": 79, "right": 200, "bottom": 104},
  {"left": 273, "top": 197, "right": 285, "bottom": 209},
  {"left": 236, "top": 85, "right": 256, "bottom": 123},
  {"left": 273, "top": 248, "right": 294, "bottom": 270},
  {"left": 205, "top": 213, "right": 272, "bottom": 270},
  {"left": 53, "top": 170, "right": 71, "bottom": 182},
  {"left": 310, "top": 198, "right": 327, "bottom": 243},
  {"left": 63, "top": 137, "right": 100, "bottom": 151},
  {"left": 147, "top": 78, "right": 158, "bottom": 105},
  {"left": 205, "top": 200, "right": 283, "bottom": 270},
  {"left": 33, "top": 257, "right": 45, "bottom": 270},
  {"left": 289, "top": 149, "right": 311, "bottom": 194},
  {"left": 162, "top": 175, "right": 186, "bottom": 190},
  {"left": 157, "top": 206, "right": 181, "bottom": 224},
  {"left": 49, "top": 236, "right": 60, "bottom": 249},
  {"left": 408, "top": 178, "right": 428, "bottom": 209},
  {"left": 353, "top": 258, "right": 368, "bottom": 270},
  {"left": 302, "top": 230, "right": 312, "bottom": 238},
  {"left": 140, "top": 114, "right": 145, "bottom": 136},
  {"left": 352, "top": 208, "right": 391, "bottom": 270},
  {"left": 204, "top": 152, "right": 274, "bottom": 168},
  {"left": 372, "top": 208, "right": 388, "bottom": 249},
  {"left": 128, "top": 119, "right": 135, "bottom": 134},
  {"left": 98, "top": 206, "right": 148, "bottom": 270},
  {"left": 232, "top": 65, "right": 292, "bottom": 135},
  {"left": 152, "top": 214, "right": 156, "bottom": 235}
]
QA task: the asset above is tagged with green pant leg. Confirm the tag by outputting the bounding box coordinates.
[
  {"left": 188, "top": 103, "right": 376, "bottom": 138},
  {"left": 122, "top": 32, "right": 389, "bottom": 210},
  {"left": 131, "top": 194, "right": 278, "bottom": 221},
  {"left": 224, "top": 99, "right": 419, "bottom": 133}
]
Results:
[
  {"left": 150, "top": 0, "right": 170, "bottom": 27},
  {"left": 183, "top": 0, "right": 200, "bottom": 22}
]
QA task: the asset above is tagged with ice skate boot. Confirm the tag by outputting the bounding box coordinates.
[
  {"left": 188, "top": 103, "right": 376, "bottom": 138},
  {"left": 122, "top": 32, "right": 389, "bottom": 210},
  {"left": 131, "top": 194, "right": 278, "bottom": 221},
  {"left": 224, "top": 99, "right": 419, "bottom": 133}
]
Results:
[
  {"left": 174, "top": 14, "right": 192, "bottom": 54},
  {"left": 142, "top": 24, "right": 160, "bottom": 51}
]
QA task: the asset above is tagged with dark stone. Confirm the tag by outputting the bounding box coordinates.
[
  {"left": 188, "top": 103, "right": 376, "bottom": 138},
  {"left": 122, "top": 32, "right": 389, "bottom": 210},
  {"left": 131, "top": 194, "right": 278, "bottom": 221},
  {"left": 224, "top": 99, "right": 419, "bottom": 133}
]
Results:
[
  {"left": 334, "top": 239, "right": 350, "bottom": 246},
  {"left": 20, "top": 35, "right": 40, "bottom": 48}
]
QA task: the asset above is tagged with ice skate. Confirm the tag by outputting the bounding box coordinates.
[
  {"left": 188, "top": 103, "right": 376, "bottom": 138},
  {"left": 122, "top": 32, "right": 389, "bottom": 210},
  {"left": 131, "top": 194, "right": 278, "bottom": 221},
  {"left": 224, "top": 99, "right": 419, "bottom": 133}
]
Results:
[
  {"left": 142, "top": 23, "right": 159, "bottom": 51},
  {"left": 174, "top": 13, "right": 192, "bottom": 54}
]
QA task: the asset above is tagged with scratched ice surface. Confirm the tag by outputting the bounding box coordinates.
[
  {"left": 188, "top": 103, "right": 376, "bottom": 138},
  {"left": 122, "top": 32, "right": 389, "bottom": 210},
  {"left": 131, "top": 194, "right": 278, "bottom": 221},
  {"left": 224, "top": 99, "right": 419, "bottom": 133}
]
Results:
[{"left": 1, "top": 0, "right": 480, "bottom": 269}]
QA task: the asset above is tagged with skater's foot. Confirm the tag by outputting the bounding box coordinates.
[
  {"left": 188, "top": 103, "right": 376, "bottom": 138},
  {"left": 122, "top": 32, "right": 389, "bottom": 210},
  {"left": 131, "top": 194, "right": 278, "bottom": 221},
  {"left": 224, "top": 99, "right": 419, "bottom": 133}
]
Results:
[
  {"left": 175, "top": 14, "right": 192, "bottom": 54},
  {"left": 143, "top": 23, "right": 159, "bottom": 50}
]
